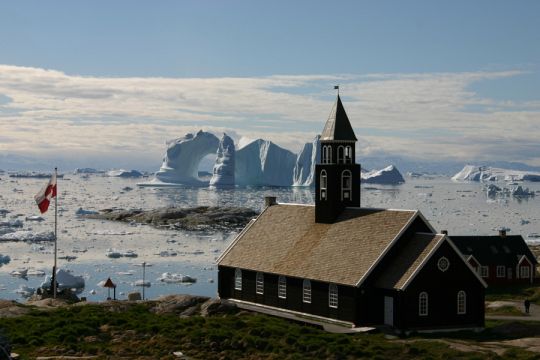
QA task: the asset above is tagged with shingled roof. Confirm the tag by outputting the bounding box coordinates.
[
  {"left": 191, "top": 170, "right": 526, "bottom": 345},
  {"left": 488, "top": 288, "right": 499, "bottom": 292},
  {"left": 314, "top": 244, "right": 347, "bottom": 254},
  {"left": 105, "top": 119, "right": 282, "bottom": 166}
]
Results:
[
  {"left": 320, "top": 95, "right": 357, "bottom": 141},
  {"left": 218, "top": 204, "right": 417, "bottom": 286},
  {"left": 450, "top": 235, "right": 538, "bottom": 265},
  {"left": 375, "top": 233, "right": 445, "bottom": 290}
]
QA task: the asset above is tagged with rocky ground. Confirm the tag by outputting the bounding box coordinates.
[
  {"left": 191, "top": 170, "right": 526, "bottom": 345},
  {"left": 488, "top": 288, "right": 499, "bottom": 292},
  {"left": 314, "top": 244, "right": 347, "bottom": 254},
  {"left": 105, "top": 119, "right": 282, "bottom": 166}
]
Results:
[{"left": 83, "top": 206, "right": 259, "bottom": 231}]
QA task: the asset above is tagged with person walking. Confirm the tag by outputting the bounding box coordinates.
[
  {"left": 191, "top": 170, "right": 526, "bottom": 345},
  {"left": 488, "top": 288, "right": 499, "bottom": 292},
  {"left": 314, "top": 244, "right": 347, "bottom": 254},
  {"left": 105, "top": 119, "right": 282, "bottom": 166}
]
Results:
[{"left": 524, "top": 299, "right": 531, "bottom": 314}]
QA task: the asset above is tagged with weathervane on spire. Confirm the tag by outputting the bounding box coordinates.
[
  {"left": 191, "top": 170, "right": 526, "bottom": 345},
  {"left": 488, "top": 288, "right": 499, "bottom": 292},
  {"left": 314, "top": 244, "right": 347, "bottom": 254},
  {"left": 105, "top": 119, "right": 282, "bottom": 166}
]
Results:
[{"left": 334, "top": 85, "right": 339, "bottom": 95}]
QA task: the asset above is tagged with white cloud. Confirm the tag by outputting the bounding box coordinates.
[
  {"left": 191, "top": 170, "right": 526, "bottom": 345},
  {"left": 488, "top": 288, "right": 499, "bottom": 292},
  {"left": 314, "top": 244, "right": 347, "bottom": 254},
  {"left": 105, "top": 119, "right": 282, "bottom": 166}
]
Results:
[{"left": 0, "top": 65, "right": 539, "bottom": 169}]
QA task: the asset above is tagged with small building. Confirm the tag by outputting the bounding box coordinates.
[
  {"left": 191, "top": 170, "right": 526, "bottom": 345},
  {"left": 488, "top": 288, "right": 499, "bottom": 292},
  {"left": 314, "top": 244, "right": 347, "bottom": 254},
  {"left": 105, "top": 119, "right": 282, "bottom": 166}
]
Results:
[
  {"left": 217, "top": 94, "right": 487, "bottom": 331},
  {"left": 450, "top": 231, "right": 537, "bottom": 286}
]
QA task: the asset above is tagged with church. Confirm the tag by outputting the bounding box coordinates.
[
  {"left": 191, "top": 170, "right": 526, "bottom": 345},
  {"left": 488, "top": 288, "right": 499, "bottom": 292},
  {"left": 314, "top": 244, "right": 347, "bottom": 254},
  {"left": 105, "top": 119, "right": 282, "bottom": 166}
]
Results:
[{"left": 217, "top": 94, "right": 486, "bottom": 331}]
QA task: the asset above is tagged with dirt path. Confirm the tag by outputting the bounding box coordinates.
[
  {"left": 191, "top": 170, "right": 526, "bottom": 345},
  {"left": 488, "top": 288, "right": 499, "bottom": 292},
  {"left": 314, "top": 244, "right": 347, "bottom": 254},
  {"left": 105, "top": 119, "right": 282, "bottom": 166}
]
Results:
[{"left": 486, "top": 300, "right": 540, "bottom": 322}]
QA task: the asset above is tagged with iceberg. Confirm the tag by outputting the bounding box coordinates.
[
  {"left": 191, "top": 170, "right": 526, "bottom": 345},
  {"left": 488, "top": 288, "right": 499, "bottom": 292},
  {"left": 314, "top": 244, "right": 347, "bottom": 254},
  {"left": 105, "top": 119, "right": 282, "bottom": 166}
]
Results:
[
  {"left": 0, "top": 254, "right": 10, "bottom": 266},
  {"left": 293, "top": 135, "right": 320, "bottom": 187},
  {"left": 235, "top": 139, "right": 297, "bottom": 186},
  {"left": 107, "top": 169, "right": 143, "bottom": 178},
  {"left": 73, "top": 168, "right": 104, "bottom": 174},
  {"left": 75, "top": 208, "right": 99, "bottom": 216},
  {"left": 210, "top": 133, "right": 235, "bottom": 188},
  {"left": 158, "top": 272, "right": 197, "bottom": 283},
  {"left": 0, "top": 230, "right": 55, "bottom": 242},
  {"left": 362, "top": 165, "right": 405, "bottom": 185},
  {"left": 154, "top": 131, "right": 220, "bottom": 185},
  {"left": 41, "top": 269, "right": 85, "bottom": 290},
  {"left": 452, "top": 165, "right": 540, "bottom": 182},
  {"left": 15, "top": 285, "right": 35, "bottom": 298}
]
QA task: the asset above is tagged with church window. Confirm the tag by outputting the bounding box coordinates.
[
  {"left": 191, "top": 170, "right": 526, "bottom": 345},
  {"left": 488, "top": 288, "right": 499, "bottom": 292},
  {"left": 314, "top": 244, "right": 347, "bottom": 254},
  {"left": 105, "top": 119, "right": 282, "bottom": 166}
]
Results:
[
  {"left": 341, "top": 170, "right": 351, "bottom": 200},
  {"left": 322, "top": 145, "right": 333, "bottom": 164},
  {"left": 437, "top": 257, "right": 450, "bottom": 272},
  {"left": 234, "top": 268, "right": 242, "bottom": 290},
  {"left": 345, "top": 145, "right": 352, "bottom": 163},
  {"left": 303, "top": 279, "right": 311, "bottom": 303},
  {"left": 278, "top": 276, "right": 287, "bottom": 299},
  {"left": 337, "top": 146, "right": 344, "bottom": 164},
  {"left": 256, "top": 272, "right": 264, "bottom": 294},
  {"left": 329, "top": 284, "right": 338, "bottom": 308},
  {"left": 496, "top": 266, "right": 505, "bottom": 278},
  {"left": 419, "top": 292, "right": 428, "bottom": 316},
  {"left": 457, "top": 291, "right": 466, "bottom": 314},
  {"left": 320, "top": 170, "right": 327, "bottom": 200}
]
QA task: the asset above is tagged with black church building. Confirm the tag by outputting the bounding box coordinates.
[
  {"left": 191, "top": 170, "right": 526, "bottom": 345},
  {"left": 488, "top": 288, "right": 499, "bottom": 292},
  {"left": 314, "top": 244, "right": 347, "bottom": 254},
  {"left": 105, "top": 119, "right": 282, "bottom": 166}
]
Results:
[{"left": 217, "top": 95, "right": 486, "bottom": 331}]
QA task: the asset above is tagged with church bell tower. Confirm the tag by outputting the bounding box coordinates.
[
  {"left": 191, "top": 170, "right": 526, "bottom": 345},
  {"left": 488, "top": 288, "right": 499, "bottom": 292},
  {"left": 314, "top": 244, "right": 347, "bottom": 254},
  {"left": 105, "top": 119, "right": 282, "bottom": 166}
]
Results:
[{"left": 315, "top": 93, "right": 361, "bottom": 223}]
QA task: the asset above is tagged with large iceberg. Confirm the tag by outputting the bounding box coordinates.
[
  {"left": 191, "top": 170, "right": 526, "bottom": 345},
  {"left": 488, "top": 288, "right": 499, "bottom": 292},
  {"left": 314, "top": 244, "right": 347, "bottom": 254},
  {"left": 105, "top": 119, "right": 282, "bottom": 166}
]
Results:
[
  {"left": 41, "top": 269, "right": 85, "bottom": 290},
  {"left": 210, "top": 133, "right": 235, "bottom": 188},
  {"left": 452, "top": 165, "right": 540, "bottom": 182},
  {"left": 293, "top": 135, "right": 321, "bottom": 187},
  {"left": 362, "top": 165, "right": 405, "bottom": 185},
  {"left": 154, "top": 131, "right": 220, "bottom": 185},
  {"left": 235, "top": 139, "right": 297, "bottom": 186}
]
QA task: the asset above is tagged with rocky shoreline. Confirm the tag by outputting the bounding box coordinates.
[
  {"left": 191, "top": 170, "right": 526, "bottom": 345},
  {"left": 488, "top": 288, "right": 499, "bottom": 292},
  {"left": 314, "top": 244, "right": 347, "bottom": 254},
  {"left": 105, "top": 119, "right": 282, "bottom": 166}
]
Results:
[{"left": 82, "top": 206, "right": 259, "bottom": 231}]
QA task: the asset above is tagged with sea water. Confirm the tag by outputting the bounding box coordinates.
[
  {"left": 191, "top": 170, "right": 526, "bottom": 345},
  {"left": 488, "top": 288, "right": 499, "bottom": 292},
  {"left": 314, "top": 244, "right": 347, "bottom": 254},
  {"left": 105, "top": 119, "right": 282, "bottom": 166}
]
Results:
[{"left": 1, "top": 173, "right": 539, "bottom": 301}]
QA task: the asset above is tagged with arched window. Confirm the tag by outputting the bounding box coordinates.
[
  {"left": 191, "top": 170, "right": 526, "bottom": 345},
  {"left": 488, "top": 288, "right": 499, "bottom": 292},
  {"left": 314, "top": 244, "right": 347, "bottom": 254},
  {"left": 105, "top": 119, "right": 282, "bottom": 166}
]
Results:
[
  {"left": 341, "top": 170, "right": 352, "bottom": 201},
  {"left": 419, "top": 292, "right": 428, "bottom": 316},
  {"left": 234, "top": 268, "right": 242, "bottom": 291},
  {"left": 457, "top": 291, "right": 466, "bottom": 314},
  {"left": 324, "top": 145, "right": 332, "bottom": 164},
  {"left": 302, "top": 279, "right": 311, "bottom": 303},
  {"left": 278, "top": 276, "right": 287, "bottom": 299},
  {"left": 329, "top": 284, "right": 338, "bottom": 308},
  {"left": 320, "top": 170, "right": 327, "bottom": 200},
  {"left": 256, "top": 272, "right": 264, "bottom": 295},
  {"left": 345, "top": 146, "right": 352, "bottom": 164},
  {"left": 337, "top": 146, "right": 344, "bottom": 164}
]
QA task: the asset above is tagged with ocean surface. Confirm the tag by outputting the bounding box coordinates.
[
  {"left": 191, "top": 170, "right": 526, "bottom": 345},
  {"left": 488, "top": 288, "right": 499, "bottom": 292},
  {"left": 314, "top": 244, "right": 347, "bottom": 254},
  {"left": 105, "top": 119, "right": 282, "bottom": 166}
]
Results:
[{"left": 1, "top": 173, "right": 539, "bottom": 302}]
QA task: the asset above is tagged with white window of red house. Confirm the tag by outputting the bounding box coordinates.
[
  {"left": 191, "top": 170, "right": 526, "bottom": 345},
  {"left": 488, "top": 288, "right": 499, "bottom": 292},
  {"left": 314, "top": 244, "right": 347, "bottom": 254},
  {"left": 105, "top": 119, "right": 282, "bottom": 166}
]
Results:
[
  {"left": 419, "top": 292, "right": 428, "bottom": 316},
  {"left": 256, "top": 272, "right": 264, "bottom": 294},
  {"left": 278, "top": 276, "right": 287, "bottom": 299},
  {"left": 329, "top": 284, "right": 338, "bottom": 308},
  {"left": 496, "top": 266, "right": 506, "bottom": 278},
  {"left": 302, "top": 279, "right": 311, "bottom": 304},
  {"left": 234, "top": 268, "right": 242, "bottom": 291},
  {"left": 520, "top": 265, "right": 530, "bottom": 279},
  {"left": 480, "top": 266, "right": 489, "bottom": 278},
  {"left": 457, "top": 291, "right": 466, "bottom": 314}
]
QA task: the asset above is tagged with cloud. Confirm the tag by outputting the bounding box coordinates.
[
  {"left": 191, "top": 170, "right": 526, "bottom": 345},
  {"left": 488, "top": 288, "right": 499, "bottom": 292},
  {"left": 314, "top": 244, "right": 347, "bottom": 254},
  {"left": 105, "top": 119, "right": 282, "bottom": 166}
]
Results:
[{"left": 0, "top": 64, "right": 539, "bottom": 170}]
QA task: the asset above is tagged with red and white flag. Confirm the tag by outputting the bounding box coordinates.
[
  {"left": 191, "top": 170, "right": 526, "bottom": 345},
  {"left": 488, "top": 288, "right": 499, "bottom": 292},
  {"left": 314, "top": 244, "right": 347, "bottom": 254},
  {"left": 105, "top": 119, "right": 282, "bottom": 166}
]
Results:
[{"left": 34, "top": 173, "right": 57, "bottom": 214}]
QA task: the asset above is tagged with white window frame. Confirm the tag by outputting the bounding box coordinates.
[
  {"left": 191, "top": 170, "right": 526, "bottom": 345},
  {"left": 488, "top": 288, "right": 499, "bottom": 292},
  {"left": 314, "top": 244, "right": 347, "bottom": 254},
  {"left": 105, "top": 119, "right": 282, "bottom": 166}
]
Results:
[
  {"left": 320, "top": 170, "right": 327, "bottom": 201},
  {"left": 234, "top": 268, "right": 242, "bottom": 291},
  {"left": 329, "top": 284, "right": 338, "bottom": 308},
  {"left": 337, "top": 145, "right": 344, "bottom": 164},
  {"left": 480, "top": 266, "right": 489, "bottom": 278},
  {"left": 419, "top": 292, "right": 428, "bottom": 316},
  {"left": 345, "top": 145, "right": 352, "bottom": 164},
  {"left": 256, "top": 272, "right": 264, "bottom": 295},
  {"left": 302, "top": 279, "right": 311, "bottom": 304},
  {"left": 323, "top": 145, "right": 332, "bottom": 164},
  {"left": 496, "top": 266, "right": 505, "bottom": 278},
  {"left": 520, "top": 265, "right": 530, "bottom": 279},
  {"left": 457, "top": 291, "right": 466, "bottom": 314},
  {"left": 278, "top": 276, "right": 287, "bottom": 299},
  {"left": 437, "top": 256, "right": 450, "bottom": 272},
  {"left": 341, "top": 170, "right": 352, "bottom": 201}
]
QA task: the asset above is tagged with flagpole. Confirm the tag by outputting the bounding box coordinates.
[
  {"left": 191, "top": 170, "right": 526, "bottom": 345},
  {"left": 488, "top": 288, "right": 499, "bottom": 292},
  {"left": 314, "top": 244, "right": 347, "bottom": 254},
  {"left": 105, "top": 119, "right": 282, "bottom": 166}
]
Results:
[{"left": 53, "top": 167, "right": 58, "bottom": 299}]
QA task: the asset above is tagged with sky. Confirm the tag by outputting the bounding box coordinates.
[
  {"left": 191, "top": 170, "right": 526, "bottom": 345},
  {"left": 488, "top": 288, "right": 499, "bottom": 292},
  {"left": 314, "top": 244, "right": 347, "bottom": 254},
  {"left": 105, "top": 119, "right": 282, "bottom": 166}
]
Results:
[{"left": 0, "top": 1, "right": 539, "bottom": 172}]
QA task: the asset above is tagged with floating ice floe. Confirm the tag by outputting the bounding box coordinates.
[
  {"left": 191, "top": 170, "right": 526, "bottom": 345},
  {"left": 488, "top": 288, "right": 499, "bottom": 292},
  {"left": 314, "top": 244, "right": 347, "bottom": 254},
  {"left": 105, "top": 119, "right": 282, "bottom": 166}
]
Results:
[
  {"left": 107, "top": 169, "right": 144, "bottom": 178},
  {"left": 27, "top": 269, "right": 46, "bottom": 276},
  {"left": 75, "top": 208, "right": 99, "bottom": 216},
  {"left": 158, "top": 250, "right": 177, "bottom": 257},
  {"left": 25, "top": 215, "right": 45, "bottom": 222},
  {"left": 0, "top": 219, "right": 23, "bottom": 228},
  {"left": 158, "top": 272, "right": 196, "bottom": 284},
  {"left": 10, "top": 269, "right": 28, "bottom": 277},
  {"left": 15, "top": 285, "right": 35, "bottom": 298},
  {"left": 73, "top": 168, "right": 104, "bottom": 174},
  {"left": 89, "top": 289, "right": 96, "bottom": 295},
  {"left": 41, "top": 269, "right": 85, "bottom": 290},
  {"left": 0, "top": 254, "right": 10, "bottom": 266},
  {"left": 0, "top": 230, "right": 55, "bottom": 242},
  {"left": 133, "top": 280, "right": 151, "bottom": 287},
  {"left": 106, "top": 248, "right": 138, "bottom": 258}
]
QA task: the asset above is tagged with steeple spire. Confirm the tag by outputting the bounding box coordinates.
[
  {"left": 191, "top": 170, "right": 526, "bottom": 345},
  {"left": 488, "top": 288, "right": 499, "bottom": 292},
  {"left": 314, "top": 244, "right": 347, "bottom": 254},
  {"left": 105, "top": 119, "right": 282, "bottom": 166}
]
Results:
[{"left": 320, "top": 95, "right": 357, "bottom": 141}]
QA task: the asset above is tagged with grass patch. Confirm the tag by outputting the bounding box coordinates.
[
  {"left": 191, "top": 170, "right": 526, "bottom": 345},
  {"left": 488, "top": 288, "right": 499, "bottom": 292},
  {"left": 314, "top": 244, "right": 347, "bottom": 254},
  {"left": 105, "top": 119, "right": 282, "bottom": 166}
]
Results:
[
  {"left": 485, "top": 283, "right": 540, "bottom": 305},
  {"left": 0, "top": 304, "right": 538, "bottom": 359},
  {"left": 486, "top": 305, "right": 525, "bottom": 316}
]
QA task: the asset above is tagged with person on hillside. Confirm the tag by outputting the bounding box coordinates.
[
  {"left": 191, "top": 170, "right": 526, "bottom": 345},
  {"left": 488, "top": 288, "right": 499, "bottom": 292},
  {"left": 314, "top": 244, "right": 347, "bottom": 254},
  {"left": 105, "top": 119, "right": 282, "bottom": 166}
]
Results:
[{"left": 524, "top": 299, "right": 531, "bottom": 314}]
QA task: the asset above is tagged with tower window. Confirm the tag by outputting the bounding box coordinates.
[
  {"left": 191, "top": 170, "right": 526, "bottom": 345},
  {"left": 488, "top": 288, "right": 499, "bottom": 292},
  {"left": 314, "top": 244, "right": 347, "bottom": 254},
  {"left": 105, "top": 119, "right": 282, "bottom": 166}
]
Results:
[
  {"left": 320, "top": 170, "right": 327, "bottom": 200},
  {"left": 419, "top": 292, "right": 428, "bottom": 316},
  {"left": 303, "top": 279, "right": 311, "bottom": 303},
  {"left": 322, "top": 145, "right": 333, "bottom": 164},
  {"left": 329, "top": 284, "right": 338, "bottom": 308},
  {"left": 457, "top": 291, "right": 466, "bottom": 314},
  {"left": 345, "top": 146, "right": 352, "bottom": 164},
  {"left": 256, "top": 272, "right": 264, "bottom": 295},
  {"left": 337, "top": 146, "right": 344, "bottom": 164},
  {"left": 278, "top": 276, "right": 287, "bottom": 299},
  {"left": 341, "top": 170, "right": 352, "bottom": 201},
  {"left": 234, "top": 268, "right": 242, "bottom": 291}
]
